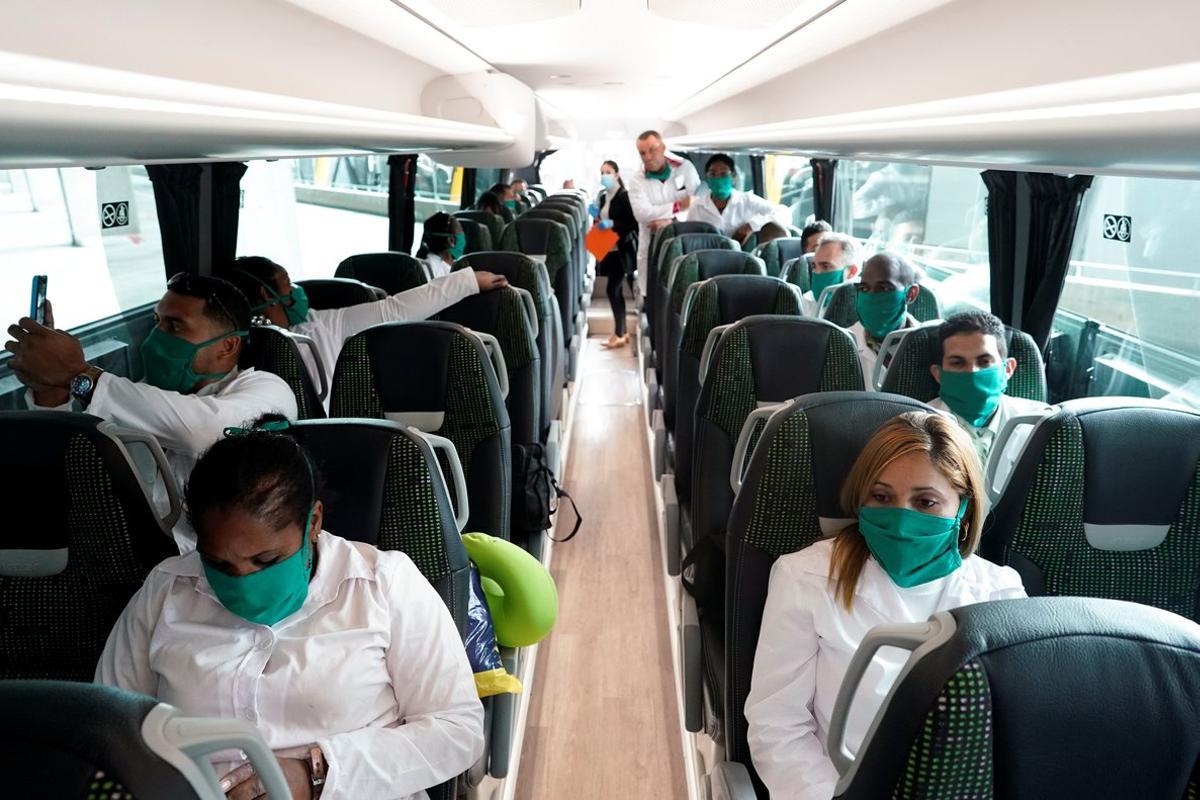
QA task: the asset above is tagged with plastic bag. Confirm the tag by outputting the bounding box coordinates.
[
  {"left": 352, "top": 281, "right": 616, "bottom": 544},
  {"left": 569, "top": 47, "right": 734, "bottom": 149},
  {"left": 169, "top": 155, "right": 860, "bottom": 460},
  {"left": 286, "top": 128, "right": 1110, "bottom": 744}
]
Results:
[{"left": 465, "top": 565, "right": 523, "bottom": 698}]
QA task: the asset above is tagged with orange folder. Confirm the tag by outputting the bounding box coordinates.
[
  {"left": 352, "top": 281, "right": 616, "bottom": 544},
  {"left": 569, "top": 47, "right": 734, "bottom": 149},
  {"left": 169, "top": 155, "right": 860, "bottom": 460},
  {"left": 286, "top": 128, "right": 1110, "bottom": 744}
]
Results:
[{"left": 585, "top": 226, "right": 619, "bottom": 261}]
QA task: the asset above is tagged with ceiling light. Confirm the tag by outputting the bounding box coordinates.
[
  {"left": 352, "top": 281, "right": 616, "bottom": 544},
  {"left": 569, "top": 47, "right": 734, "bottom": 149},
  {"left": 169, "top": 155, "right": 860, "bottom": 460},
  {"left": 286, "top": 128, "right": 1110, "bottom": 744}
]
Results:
[{"left": 551, "top": 74, "right": 572, "bottom": 79}]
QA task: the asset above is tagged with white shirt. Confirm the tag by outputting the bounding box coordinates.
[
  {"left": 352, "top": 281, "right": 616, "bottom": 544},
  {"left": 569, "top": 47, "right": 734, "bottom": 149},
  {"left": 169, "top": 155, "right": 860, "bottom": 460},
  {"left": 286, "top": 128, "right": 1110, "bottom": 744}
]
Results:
[
  {"left": 292, "top": 268, "right": 478, "bottom": 405},
  {"left": 746, "top": 538, "right": 1025, "bottom": 800},
  {"left": 421, "top": 253, "right": 453, "bottom": 281},
  {"left": 686, "top": 189, "right": 785, "bottom": 240},
  {"left": 929, "top": 393, "right": 1051, "bottom": 495},
  {"left": 95, "top": 531, "right": 485, "bottom": 800},
  {"left": 27, "top": 368, "right": 298, "bottom": 552},
  {"left": 848, "top": 314, "right": 919, "bottom": 390},
  {"left": 626, "top": 152, "right": 701, "bottom": 279}
]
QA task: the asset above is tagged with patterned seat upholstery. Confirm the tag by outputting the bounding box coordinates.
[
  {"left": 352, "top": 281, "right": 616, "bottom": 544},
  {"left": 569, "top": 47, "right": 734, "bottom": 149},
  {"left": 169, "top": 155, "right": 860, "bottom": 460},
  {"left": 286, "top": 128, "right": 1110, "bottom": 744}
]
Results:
[
  {"left": 652, "top": 233, "right": 738, "bottom": 364},
  {"left": 239, "top": 324, "right": 326, "bottom": 420},
  {"left": 296, "top": 277, "right": 385, "bottom": 310},
  {"left": 455, "top": 218, "right": 493, "bottom": 255},
  {"left": 456, "top": 210, "right": 505, "bottom": 249},
  {"left": 880, "top": 322, "right": 1048, "bottom": 402},
  {"left": 823, "top": 281, "right": 943, "bottom": 327},
  {"left": 985, "top": 398, "right": 1200, "bottom": 622},
  {"left": 779, "top": 253, "right": 814, "bottom": 296},
  {"left": 661, "top": 252, "right": 767, "bottom": 434},
  {"left": 756, "top": 238, "right": 807, "bottom": 278},
  {"left": 521, "top": 207, "right": 581, "bottom": 327},
  {"left": 537, "top": 198, "right": 589, "bottom": 304},
  {"left": 830, "top": 597, "right": 1200, "bottom": 799},
  {"left": 456, "top": 252, "right": 561, "bottom": 439},
  {"left": 330, "top": 321, "right": 512, "bottom": 541},
  {"left": 335, "top": 252, "right": 429, "bottom": 294},
  {"left": 646, "top": 221, "right": 718, "bottom": 339},
  {"left": 0, "top": 412, "right": 178, "bottom": 681},
  {"left": 722, "top": 393, "right": 930, "bottom": 779},
  {"left": 501, "top": 218, "right": 574, "bottom": 351}
]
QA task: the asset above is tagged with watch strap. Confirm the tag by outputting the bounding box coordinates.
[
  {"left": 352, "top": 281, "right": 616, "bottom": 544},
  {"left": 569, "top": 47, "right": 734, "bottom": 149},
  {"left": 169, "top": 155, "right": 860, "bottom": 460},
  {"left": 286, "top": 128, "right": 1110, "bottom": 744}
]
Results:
[{"left": 308, "top": 746, "right": 326, "bottom": 797}]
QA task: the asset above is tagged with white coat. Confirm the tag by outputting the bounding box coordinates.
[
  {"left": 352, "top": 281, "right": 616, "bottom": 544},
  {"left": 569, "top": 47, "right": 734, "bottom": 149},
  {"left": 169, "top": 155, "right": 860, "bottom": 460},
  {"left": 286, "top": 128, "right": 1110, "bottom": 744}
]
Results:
[
  {"left": 746, "top": 537, "right": 1025, "bottom": 800},
  {"left": 96, "top": 531, "right": 485, "bottom": 799},
  {"left": 847, "top": 314, "right": 920, "bottom": 390},
  {"left": 686, "top": 188, "right": 786, "bottom": 240},
  {"left": 929, "top": 393, "right": 1052, "bottom": 493},
  {"left": 626, "top": 152, "right": 701, "bottom": 293}
]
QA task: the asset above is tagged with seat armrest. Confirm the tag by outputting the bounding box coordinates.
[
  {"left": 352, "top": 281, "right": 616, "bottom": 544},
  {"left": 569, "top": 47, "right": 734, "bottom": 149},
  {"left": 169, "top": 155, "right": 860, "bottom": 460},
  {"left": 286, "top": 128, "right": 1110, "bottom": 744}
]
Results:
[{"left": 709, "top": 761, "right": 758, "bottom": 800}]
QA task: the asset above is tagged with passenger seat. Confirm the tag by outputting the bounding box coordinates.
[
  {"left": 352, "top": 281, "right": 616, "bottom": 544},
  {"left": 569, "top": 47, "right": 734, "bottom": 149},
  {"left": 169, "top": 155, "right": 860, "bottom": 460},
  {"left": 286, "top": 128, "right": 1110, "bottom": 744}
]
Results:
[
  {"left": 880, "top": 322, "right": 1047, "bottom": 401},
  {"left": 821, "top": 281, "right": 942, "bottom": 328},
  {"left": 335, "top": 252, "right": 429, "bottom": 294},
  {"left": 297, "top": 277, "right": 386, "bottom": 310}
]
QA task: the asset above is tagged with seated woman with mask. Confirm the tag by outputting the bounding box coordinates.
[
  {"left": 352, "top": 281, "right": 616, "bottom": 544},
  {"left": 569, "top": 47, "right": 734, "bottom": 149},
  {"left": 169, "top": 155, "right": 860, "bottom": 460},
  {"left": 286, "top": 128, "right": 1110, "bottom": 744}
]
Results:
[
  {"left": 417, "top": 212, "right": 468, "bottom": 280},
  {"left": 745, "top": 411, "right": 1024, "bottom": 800},
  {"left": 96, "top": 424, "right": 484, "bottom": 800}
]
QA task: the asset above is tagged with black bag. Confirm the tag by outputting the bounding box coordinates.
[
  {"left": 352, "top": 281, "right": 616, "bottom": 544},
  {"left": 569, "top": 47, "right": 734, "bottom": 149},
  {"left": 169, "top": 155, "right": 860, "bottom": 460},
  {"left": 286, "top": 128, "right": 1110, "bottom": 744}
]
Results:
[{"left": 512, "top": 443, "right": 582, "bottom": 543}]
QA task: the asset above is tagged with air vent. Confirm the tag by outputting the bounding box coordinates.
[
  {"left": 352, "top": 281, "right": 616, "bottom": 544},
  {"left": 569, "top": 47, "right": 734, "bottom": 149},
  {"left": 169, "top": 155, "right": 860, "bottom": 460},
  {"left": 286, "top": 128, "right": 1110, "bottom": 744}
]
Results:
[
  {"left": 433, "top": 0, "right": 582, "bottom": 26},
  {"left": 647, "top": 0, "right": 811, "bottom": 26}
]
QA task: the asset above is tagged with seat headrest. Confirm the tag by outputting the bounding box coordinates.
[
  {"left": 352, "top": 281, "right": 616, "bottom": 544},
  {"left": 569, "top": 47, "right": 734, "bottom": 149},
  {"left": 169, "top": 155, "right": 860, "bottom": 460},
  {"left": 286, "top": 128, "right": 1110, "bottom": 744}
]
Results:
[
  {"left": 334, "top": 251, "right": 427, "bottom": 294},
  {"left": 437, "top": 288, "right": 537, "bottom": 370},
  {"left": 296, "top": 277, "right": 382, "bottom": 310},
  {"left": 675, "top": 232, "right": 735, "bottom": 253},
  {"left": 455, "top": 251, "right": 551, "bottom": 315},
  {"left": 691, "top": 249, "right": 765, "bottom": 276},
  {"left": 706, "top": 275, "right": 798, "bottom": 324},
  {"left": 839, "top": 597, "right": 1200, "bottom": 799},
  {"left": 772, "top": 238, "right": 806, "bottom": 263}
]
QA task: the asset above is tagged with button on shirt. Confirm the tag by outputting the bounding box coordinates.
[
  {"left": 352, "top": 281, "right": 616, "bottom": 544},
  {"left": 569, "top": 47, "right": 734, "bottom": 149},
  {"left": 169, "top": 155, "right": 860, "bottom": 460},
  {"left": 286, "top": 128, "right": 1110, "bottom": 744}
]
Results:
[
  {"left": 685, "top": 189, "right": 785, "bottom": 239},
  {"left": 291, "top": 268, "right": 479, "bottom": 408},
  {"left": 27, "top": 368, "right": 298, "bottom": 552},
  {"left": 627, "top": 152, "right": 702, "bottom": 280},
  {"left": 95, "top": 531, "right": 485, "bottom": 800},
  {"left": 746, "top": 538, "right": 1025, "bottom": 800}
]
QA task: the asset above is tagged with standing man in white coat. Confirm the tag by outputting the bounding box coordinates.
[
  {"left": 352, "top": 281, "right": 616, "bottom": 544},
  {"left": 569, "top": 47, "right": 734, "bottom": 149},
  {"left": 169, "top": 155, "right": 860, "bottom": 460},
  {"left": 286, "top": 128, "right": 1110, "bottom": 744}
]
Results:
[
  {"left": 687, "top": 153, "right": 786, "bottom": 245},
  {"left": 627, "top": 130, "right": 701, "bottom": 301}
]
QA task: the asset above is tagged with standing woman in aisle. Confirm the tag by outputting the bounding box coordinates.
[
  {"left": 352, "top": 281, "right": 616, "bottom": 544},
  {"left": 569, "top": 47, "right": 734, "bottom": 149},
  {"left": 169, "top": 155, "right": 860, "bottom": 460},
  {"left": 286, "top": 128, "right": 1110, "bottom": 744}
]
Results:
[{"left": 595, "top": 160, "right": 638, "bottom": 348}]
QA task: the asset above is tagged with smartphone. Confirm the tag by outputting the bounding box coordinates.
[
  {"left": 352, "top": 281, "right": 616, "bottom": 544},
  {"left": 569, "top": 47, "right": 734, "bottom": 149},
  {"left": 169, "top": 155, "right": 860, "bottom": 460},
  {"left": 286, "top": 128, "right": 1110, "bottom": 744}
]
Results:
[{"left": 29, "top": 275, "right": 48, "bottom": 325}]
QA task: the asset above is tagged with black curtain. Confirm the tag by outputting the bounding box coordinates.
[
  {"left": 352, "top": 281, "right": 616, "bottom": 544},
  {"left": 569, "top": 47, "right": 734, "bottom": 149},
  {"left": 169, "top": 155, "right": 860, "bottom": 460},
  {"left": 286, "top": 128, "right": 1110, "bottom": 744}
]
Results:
[
  {"left": 211, "top": 162, "right": 248, "bottom": 270},
  {"left": 750, "top": 156, "right": 765, "bottom": 197},
  {"left": 387, "top": 154, "right": 418, "bottom": 254},
  {"left": 146, "top": 162, "right": 247, "bottom": 277},
  {"left": 146, "top": 164, "right": 203, "bottom": 278},
  {"left": 982, "top": 170, "right": 1093, "bottom": 349},
  {"left": 810, "top": 158, "right": 837, "bottom": 223},
  {"left": 459, "top": 168, "right": 477, "bottom": 210}
]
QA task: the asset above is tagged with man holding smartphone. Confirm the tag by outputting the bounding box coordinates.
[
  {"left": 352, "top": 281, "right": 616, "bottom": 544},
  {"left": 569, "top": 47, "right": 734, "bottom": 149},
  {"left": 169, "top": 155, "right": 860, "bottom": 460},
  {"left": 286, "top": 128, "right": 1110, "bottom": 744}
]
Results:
[{"left": 627, "top": 130, "right": 701, "bottom": 300}]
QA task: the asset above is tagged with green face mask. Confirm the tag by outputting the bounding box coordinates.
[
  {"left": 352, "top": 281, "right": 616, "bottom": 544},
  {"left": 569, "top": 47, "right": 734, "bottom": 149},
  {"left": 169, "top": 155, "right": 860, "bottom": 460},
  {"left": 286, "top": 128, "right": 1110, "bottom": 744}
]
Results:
[
  {"left": 939, "top": 365, "right": 1008, "bottom": 427},
  {"left": 139, "top": 327, "right": 246, "bottom": 394},
  {"left": 449, "top": 232, "right": 467, "bottom": 260},
  {"left": 810, "top": 268, "right": 845, "bottom": 301},
  {"left": 240, "top": 270, "right": 310, "bottom": 326},
  {"left": 706, "top": 175, "right": 734, "bottom": 201},
  {"left": 858, "top": 499, "right": 968, "bottom": 588},
  {"left": 504, "top": 199, "right": 517, "bottom": 211},
  {"left": 646, "top": 163, "right": 672, "bottom": 182},
  {"left": 203, "top": 506, "right": 314, "bottom": 626},
  {"left": 855, "top": 287, "right": 910, "bottom": 339}
]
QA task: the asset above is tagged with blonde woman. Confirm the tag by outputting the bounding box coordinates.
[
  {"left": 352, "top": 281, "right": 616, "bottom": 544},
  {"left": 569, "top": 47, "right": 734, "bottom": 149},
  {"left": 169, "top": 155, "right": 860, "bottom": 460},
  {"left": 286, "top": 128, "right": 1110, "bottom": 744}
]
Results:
[{"left": 746, "top": 411, "right": 1025, "bottom": 800}]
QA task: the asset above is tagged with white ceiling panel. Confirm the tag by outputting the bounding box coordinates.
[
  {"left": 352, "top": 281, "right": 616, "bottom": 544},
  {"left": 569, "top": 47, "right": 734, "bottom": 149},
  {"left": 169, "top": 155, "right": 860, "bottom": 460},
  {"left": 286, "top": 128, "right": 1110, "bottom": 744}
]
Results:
[
  {"left": 648, "top": 0, "right": 813, "bottom": 27},
  {"left": 422, "top": 0, "right": 582, "bottom": 26}
]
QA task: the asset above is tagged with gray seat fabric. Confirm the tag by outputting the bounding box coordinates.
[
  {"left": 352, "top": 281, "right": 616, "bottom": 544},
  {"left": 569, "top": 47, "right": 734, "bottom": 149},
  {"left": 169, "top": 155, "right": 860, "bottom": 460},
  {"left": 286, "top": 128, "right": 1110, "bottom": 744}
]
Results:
[
  {"left": 455, "top": 218, "right": 493, "bottom": 255},
  {"left": 501, "top": 218, "right": 574, "bottom": 348},
  {"left": 985, "top": 398, "right": 1200, "bottom": 622},
  {"left": 335, "top": 252, "right": 429, "bottom": 295},
  {"left": 834, "top": 597, "right": 1200, "bottom": 800},
  {"left": 722, "top": 393, "right": 931, "bottom": 781},
  {"left": 779, "top": 253, "right": 814, "bottom": 296},
  {"left": 0, "top": 680, "right": 199, "bottom": 798},
  {"left": 297, "top": 277, "right": 385, "bottom": 310},
  {"left": 756, "top": 238, "right": 807, "bottom": 278},
  {"left": 239, "top": 324, "right": 325, "bottom": 420},
  {"left": 456, "top": 210, "right": 505, "bottom": 249},
  {"left": 330, "top": 321, "right": 513, "bottom": 541},
  {"left": 653, "top": 233, "right": 739, "bottom": 366},
  {"left": 0, "top": 412, "right": 178, "bottom": 681},
  {"left": 646, "top": 221, "right": 719, "bottom": 336},
  {"left": 520, "top": 207, "right": 581, "bottom": 331},
  {"left": 880, "top": 322, "right": 1048, "bottom": 402},
  {"left": 455, "top": 252, "right": 561, "bottom": 440},
  {"left": 823, "top": 281, "right": 943, "bottom": 327}
]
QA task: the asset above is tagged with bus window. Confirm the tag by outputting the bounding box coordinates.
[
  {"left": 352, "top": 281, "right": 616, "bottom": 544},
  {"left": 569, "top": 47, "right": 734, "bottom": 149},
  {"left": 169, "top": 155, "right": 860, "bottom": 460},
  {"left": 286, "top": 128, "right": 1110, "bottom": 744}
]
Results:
[
  {"left": 1052, "top": 175, "right": 1200, "bottom": 406},
  {"left": 0, "top": 166, "right": 164, "bottom": 331},
  {"left": 414, "top": 154, "right": 462, "bottom": 252},
  {"left": 764, "top": 155, "right": 813, "bottom": 226},
  {"left": 238, "top": 157, "right": 390, "bottom": 279},
  {"left": 831, "top": 161, "right": 989, "bottom": 315}
]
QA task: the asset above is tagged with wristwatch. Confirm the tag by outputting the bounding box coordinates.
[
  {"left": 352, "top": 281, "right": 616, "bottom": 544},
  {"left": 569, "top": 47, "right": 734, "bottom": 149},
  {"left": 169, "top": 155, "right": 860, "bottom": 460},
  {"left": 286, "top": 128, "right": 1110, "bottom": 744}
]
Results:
[
  {"left": 69, "top": 365, "right": 104, "bottom": 405},
  {"left": 307, "top": 746, "right": 327, "bottom": 797}
]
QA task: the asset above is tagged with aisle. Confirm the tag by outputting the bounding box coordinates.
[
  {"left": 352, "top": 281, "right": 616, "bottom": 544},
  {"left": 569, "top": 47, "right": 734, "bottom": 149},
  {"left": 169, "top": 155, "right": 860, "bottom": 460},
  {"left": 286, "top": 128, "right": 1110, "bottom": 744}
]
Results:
[{"left": 514, "top": 289, "right": 687, "bottom": 799}]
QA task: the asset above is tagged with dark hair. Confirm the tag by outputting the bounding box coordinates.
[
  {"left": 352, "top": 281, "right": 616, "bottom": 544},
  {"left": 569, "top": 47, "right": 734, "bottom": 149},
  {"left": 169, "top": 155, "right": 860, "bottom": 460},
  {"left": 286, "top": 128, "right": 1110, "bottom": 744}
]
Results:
[
  {"left": 801, "top": 220, "right": 833, "bottom": 246},
  {"left": 602, "top": 160, "right": 624, "bottom": 190},
  {"left": 186, "top": 415, "right": 321, "bottom": 535},
  {"left": 476, "top": 191, "right": 503, "bottom": 215},
  {"left": 487, "top": 183, "right": 511, "bottom": 197},
  {"left": 417, "top": 212, "right": 457, "bottom": 259},
  {"left": 704, "top": 153, "right": 736, "bottom": 174},
  {"left": 165, "top": 272, "right": 252, "bottom": 333},
  {"left": 220, "top": 256, "right": 285, "bottom": 310},
  {"left": 936, "top": 311, "right": 1008, "bottom": 364},
  {"left": 757, "top": 221, "right": 787, "bottom": 243}
]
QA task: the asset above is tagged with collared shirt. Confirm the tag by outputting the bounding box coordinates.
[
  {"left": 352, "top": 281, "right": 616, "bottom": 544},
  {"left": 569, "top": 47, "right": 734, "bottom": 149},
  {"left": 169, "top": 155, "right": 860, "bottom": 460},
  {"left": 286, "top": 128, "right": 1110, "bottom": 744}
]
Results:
[
  {"left": 626, "top": 151, "right": 701, "bottom": 275},
  {"left": 95, "top": 531, "right": 485, "bottom": 800},
  {"left": 685, "top": 189, "right": 785, "bottom": 240},
  {"left": 292, "top": 268, "right": 478, "bottom": 407},
  {"left": 746, "top": 538, "right": 1025, "bottom": 800},
  {"left": 421, "top": 253, "right": 453, "bottom": 282},
  {"left": 848, "top": 313, "right": 919, "bottom": 390},
  {"left": 27, "top": 367, "right": 298, "bottom": 552},
  {"left": 929, "top": 393, "right": 1051, "bottom": 492}
]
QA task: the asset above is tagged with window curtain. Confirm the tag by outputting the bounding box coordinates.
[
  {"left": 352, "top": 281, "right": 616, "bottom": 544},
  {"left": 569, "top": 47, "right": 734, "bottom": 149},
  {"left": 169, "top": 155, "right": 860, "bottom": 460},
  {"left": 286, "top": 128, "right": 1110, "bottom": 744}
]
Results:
[
  {"left": 210, "top": 162, "right": 248, "bottom": 270},
  {"left": 146, "top": 162, "right": 247, "bottom": 277},
  {"left": 459, "top": 168, "right": 477, "bottom": 210},
  {"left": 387, "top": 154, "right": 418, "bottom": 254},
  {"left": 810, "top": 158, "right": 837, "bottom": 223},
  {"left": 982, "top": 170, "right": 1094, "bottom": 349}
]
